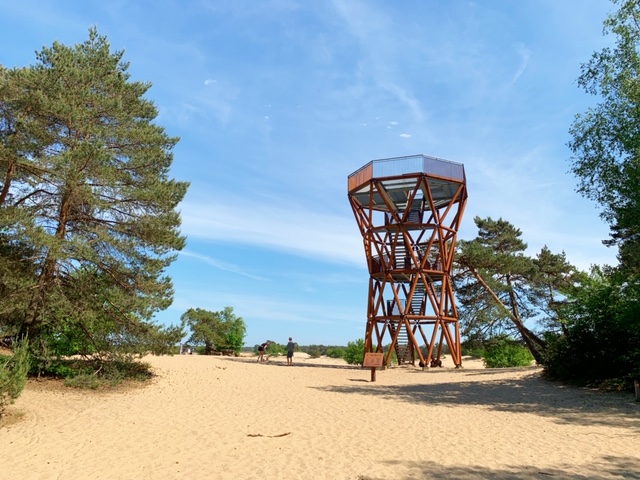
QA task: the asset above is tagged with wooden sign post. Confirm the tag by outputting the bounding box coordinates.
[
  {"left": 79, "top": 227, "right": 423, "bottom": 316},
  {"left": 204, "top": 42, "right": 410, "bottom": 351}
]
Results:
[{"left": 363, "top": 352, "right": 384, "bottom": 382}]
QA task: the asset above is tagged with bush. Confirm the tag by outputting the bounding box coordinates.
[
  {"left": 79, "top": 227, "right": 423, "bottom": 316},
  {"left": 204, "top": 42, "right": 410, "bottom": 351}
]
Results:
[
  {"left": 343, "top": 339, "right": 365, "bottom": 366},
  {"left": 483, "top": 339, "right": 533, "bottom": 368},
  {"left": 326, "top": 347, "right": 345, "bottom": 359},
  {"left": 0, "top": 340, "right": 31, "bottom": 414},
  {"left": 542, "top": 271, "right": 640, "bottom": 390},
  {"left": 305, "top": 345, "right": 323, "bottom": 358},
  {"left": 39, "top": 361, "right": 93, "bottom": 379},
  {"left": 30, "top": 355, "right": 153, "bottom": 389}
]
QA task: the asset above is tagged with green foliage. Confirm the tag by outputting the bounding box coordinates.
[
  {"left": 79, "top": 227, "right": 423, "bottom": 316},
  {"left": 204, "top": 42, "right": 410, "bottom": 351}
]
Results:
[
  {"left": 454, "top": 216, "right": 567, "bottom": 364},
  {"left": 0, "top": 239, "right": 38, "bottom": 338},
  {"left": 260, "top": 342, "right": 284, "bottom": 356},
  {"left": 482, "top": 337, "right": 534, "bottom": 368},
  {"left": 461, "top": 335, "right": 486, "bottom": 358},
  {"left": 296, "top": 344, "right": 345, "bottom": 358},
  {"left": 34, "top": 355, "right": 153, "bottom": 389},
  {"left": 0, "top": 28, "right": 188, "bottom": 363},
  {"left": 420, "top": 343, "right": 451, "bottom": 358},
  {"left": 0, "top": 340, "right": 30, "bottom": 413},
  {"left": 553, "top": 0, "right": 640, "bottom": 392},
  {"left": 543, "top": 268, "right": 640, "bottom": 388},
  {"left": 568, "top": 0, "right": 640, "bottom": 274},
  {"left": 343, "top": 338, "right": 365, "bottom": 366},
  {"left": 182, "top": 306, "right": 246, "bottom": 355},
  {"left": 36, "top": 361, "right": 89, "bottom": 379},
  {"left": 383, "top": 344, "right": 398, "bottom": 366},
  {"left": 305, "top": 345, "right": 323, "bottom": 358},
  {"left": 326, "top": 347, "right": 345, "bottom": 358}
]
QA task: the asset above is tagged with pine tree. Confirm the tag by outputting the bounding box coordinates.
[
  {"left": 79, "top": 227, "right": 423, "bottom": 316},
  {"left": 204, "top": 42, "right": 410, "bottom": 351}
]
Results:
[
  {"left": 454, "top": 217, "right": 548, "bottom": 363},
  {"left": 0, "top": 28, "right": 188, "bottom": 357}
]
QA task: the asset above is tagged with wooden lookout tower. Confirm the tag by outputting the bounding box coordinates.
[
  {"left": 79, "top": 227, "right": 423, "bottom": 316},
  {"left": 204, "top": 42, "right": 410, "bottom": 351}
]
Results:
[{"left": 347, "top": 155, "right": 468, "bottom": 368}]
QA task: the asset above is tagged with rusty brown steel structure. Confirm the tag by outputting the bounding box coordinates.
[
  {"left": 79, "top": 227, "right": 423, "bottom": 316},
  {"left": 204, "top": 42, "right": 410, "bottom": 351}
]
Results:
[{"left": 348, "top": 155, "right": 468, "bottom": 368}]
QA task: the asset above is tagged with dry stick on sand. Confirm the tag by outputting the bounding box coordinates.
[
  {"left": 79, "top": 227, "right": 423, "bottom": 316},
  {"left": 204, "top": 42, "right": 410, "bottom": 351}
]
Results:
[{"left": 247, "top": 432, "right": 291, "bottom": 438}]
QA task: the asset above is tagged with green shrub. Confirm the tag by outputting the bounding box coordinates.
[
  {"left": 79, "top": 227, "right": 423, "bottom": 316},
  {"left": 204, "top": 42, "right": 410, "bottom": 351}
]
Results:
[
  {"left": 326, "top": 347, "right": 345, "bottom": 359},
  {"left": 36, "top": 360, "right": 93, "bottom": 379},
  {"left": 31, "top": 355, "right": 153, "bottom": 389},
  {"left": 258, "top": 342, "right": 285, "bottom": 356},
  {"left": 343, "top": 339, "right": 365, "bottom": 366},
  {"left": 539, "top": 269, "right": 640, "bottom": 391},
  {"left": 305, "top": 345, "right": 323, "bottom": 358},
  {"left": 483, "top": 339, "right": 533, "bottom": 368},
  {"left": 101, "top": 358, "right": 153, "bottom": 384},
  {"left": 0, "top": 340, "right": 31, "bottom": 414}
]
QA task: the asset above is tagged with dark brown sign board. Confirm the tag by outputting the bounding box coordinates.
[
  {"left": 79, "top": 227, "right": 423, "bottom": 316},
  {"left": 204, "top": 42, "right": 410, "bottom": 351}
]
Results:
[{"left": 363, "top": 352, "right": 384, "bottom": 368}]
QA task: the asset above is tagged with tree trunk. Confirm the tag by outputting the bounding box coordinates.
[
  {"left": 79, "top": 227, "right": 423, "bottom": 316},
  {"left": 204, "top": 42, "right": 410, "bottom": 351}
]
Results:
[
  {"left": 0, "top": 159, "right": 16, "bottom": 206},
  {"left": 20, "top": 193, "right": 71, "bottom": 339},
  {"left": 470, "top": 268, "right": 546, "bottom": 364}
]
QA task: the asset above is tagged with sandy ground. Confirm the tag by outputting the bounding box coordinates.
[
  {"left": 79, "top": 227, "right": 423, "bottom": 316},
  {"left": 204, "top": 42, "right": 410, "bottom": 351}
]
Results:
[{"left": 2, "top": 352, "right": 639, "bottom": 480}]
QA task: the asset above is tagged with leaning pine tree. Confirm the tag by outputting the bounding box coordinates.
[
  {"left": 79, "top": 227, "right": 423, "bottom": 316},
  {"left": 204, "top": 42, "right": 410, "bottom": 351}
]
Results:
[
  {"left": 0, "top": 28, "right": 188, "bottom": 361},
  {"left": 454, "top": 217, "right": 548, "bottom": 364}
]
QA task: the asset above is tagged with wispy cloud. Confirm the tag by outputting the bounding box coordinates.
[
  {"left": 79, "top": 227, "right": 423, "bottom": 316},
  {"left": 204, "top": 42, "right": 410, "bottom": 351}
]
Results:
[
  {"left": 330, "top": 0, "right": 426, "bottom": 123},
  {"left": 181, "top": 194, "right": 364, "bottom": 266},
  {"left": 508, "top": 43, "right": 531, "bottom": 88},
  {"left": 179, "top": 250, "right": 269, "bottom": 281}
]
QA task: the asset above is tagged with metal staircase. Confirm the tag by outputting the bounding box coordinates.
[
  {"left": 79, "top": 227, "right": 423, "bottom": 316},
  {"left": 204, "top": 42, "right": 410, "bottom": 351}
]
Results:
[{"left": 389, "top": 321, "right": 412, "bottom": 365}]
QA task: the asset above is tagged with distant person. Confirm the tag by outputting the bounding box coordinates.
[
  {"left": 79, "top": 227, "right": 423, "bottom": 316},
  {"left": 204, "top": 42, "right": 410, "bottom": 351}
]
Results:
[
  {"left": 257, "top": 342, "right": 268, "bottom": 362},
  {"left": 286, "top": 337, "right": 295, "bottom": 366},
  {"left": 430, "top": 355, "right": 442, "bottom": 368}
]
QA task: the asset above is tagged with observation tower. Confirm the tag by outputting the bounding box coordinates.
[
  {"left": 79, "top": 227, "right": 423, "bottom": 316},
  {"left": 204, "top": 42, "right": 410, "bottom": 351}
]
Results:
[{"left": 347, "top": 155, "right": 468, "bottom": 368}]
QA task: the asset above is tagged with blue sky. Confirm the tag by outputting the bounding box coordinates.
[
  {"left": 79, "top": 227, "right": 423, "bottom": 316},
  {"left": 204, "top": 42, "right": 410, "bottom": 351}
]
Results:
[{"left": 1, "top": 0, "right": 619, "bottom": 347}]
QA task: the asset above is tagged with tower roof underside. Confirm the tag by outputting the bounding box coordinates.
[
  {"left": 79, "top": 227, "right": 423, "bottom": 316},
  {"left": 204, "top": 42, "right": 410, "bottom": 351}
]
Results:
[{"left": 348, "top": 154, "right": 466, "bottom": 212}]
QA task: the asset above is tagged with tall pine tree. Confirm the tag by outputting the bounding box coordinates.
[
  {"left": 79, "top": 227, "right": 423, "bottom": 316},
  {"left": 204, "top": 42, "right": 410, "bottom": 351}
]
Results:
[{"left": 0, "top": 29, "right": 188, "bottom": 356}]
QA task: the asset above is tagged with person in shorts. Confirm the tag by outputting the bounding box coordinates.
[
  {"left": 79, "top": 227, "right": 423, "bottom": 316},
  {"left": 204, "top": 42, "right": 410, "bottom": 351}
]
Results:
[{"left": 286, "top": 337, "right": 295, "bottom": 366}]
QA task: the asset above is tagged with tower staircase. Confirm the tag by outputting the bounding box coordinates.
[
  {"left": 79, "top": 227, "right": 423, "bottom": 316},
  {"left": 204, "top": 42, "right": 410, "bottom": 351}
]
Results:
[{"left": 389, "top": 321, "right": 413, "bottom": 365}]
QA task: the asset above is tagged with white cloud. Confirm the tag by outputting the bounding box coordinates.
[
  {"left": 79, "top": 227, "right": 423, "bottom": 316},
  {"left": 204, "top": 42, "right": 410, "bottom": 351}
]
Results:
[{"left": 181, "top": 194, "right": 364, "bottom": 266}]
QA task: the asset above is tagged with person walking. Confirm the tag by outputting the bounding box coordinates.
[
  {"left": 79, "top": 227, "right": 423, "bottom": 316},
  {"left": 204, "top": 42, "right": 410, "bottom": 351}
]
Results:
[{"left": 286, "top": 337, "right": 295, "bottom": 366}]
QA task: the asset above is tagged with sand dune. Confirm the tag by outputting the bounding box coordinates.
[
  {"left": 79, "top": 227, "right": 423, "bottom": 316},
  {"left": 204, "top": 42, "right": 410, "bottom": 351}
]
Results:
[{"left": 2, "top": 353, "right": 639, "bottom": 479}]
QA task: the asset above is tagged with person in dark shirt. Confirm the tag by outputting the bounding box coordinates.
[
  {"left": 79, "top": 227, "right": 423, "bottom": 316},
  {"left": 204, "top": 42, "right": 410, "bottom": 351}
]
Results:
[
  {"left": 257, "top": 342, "right": 268, "bottom": 362},
  {"left": 286, "top": 337, "right": 295, "bottom": 366}
]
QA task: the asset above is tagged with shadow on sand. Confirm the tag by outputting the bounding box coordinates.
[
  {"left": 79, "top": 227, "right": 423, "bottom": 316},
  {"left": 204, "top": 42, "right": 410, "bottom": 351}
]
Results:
[
  {"left": 312, "top": 367, "right": 640, "bottom": 430},
  {"left": 356, "top": 456, "right": 640, "bottom": 480}
]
